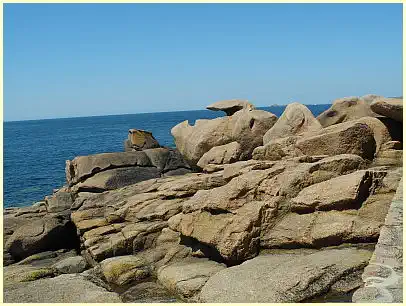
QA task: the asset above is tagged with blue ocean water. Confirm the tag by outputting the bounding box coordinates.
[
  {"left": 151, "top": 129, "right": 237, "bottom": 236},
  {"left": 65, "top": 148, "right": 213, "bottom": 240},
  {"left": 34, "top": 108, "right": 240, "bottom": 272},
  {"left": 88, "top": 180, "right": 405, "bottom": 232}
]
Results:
[{"left": 4, "top": 105, "right": 330, "bottom": 208}]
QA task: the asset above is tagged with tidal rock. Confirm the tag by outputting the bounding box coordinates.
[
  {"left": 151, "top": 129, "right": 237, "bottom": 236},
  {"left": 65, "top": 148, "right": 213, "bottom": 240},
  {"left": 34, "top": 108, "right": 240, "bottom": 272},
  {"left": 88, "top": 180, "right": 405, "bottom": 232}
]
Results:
[
  {"left": 77, "top": 166, "right": 161, "bottom": 192},
  {"left": 66, "top": 152, "right": 152, "bottom": 186},
  {"left": 157, "top": 258, "right": 226, "bottom": 299},
  {"left": 100, "top": 255, "right": 151, "bottom": 286},
  {"left": 124, "top": 129, "right": 160, "bottom": 151},
  {"left": 5, "top": 217, "right": 79, "bottom": 261},
  {"left": 3, "top": 203, "right": 48, "bottom": 247},
  {"left": 66, "top": 148, "right": 191, "bottom": 189},
  {"left": 144, "top": 147, "right": 191, "bottom": 173},
  {"left": 121, "top": 281, "right": 180, "bottom": 303},
  {"left": 317, "top": 96, "right": 378, "bottom": 127},
  {"left": 197, "top": 141, "right": 242, "bottom": 169},
  {"left": 263, "top": 102, "right": 322, "bottom": 144},
  {"left": 206, "top": 99, "right": 254, "bottom": 116},
  {"left": 52, "top": 256, "right": 88, "bottom": 274},
  {"left": 171, "top": 108, "right": 277, "bottom": 166},
  {"left": 371, "top": 98, "right": 403, "bottom": 122},
  {"left": 4, "top": 249, "right": 79, "bottom": 284},
  {"left": 199, "top": 247, "right": 372, "bottom": 302},
  {"left": 3, "top": 274, "right": 122, "bottom": 303},
  {"left": 44, "top": 187, "right": 73, "bottom": 213}
]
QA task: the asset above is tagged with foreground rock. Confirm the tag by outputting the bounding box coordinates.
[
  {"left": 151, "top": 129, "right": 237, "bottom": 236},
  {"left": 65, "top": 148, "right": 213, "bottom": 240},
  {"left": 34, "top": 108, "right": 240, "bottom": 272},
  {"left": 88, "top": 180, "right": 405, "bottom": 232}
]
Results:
[
  {"left": 4, "top": 274, "right": 122, "bottom": 303},
  {"left": 157, "top": 258, "right": 226, "bottom": 300},
  {"left": 199, "top": 247, "right": 372, "bottom": 302},
  {"left": 5, "top": 216, "right": 79, "bottom": 261},
  {"left": 171, "top": 105, "right": 277, "bottom": 166},
  {"left": 371, "top": 98, "right": 403, "bottom": 122},
  {"left": 206, "top": 99, "right": 254, "bottom": 116}
]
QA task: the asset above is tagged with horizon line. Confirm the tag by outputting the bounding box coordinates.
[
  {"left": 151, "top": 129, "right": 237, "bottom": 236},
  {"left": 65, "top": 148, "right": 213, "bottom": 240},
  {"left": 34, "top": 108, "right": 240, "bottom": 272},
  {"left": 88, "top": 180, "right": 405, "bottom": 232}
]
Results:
[{"left": 4, "top": 103, "right": 333, "bottom": 123}]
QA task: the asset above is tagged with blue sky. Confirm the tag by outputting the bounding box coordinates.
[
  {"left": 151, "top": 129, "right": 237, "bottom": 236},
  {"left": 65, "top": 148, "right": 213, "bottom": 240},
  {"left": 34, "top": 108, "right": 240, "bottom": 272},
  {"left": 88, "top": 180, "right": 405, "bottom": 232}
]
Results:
[{"left": 4, "top": 3, "right": 403, "bottom": 121}]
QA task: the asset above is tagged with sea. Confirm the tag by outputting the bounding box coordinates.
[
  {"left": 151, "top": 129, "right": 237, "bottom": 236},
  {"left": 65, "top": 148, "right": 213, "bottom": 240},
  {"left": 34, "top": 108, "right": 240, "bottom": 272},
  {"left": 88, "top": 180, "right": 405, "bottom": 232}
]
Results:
[{"left": 4, "top": 105, "right": 331, "bottom": 208}]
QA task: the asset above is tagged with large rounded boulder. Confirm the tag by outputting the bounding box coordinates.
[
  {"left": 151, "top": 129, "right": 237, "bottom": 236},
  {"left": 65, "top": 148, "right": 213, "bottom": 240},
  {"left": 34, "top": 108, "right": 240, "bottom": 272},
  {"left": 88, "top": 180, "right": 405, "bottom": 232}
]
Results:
[
  {"left": 171, "top": 107, "right": 277, "bottom": 167},
  {"left": 263, "top": 102, "right": 322, "bottom": 144}
]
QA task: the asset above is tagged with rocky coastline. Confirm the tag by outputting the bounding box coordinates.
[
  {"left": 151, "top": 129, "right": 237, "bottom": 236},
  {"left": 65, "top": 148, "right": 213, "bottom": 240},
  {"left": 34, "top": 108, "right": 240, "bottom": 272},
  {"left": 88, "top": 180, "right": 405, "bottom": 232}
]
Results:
[{"left": 3, "top": 96, "right": 403, "bottom": 303}]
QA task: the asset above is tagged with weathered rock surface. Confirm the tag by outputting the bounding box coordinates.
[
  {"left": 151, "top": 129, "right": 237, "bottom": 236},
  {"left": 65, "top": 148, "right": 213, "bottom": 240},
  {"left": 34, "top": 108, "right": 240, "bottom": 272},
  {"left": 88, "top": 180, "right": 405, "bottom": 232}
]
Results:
[
  {"left": 171, "top": 107, "right": 277, "bottom": 166},
  {"left": 290, "top": 170, "right": 383, "bottom": 212},
  {"left": 197, "top": 141, "right": 242, "bottom": 169},
  {"left": 66, "top": 148, "right": 191, "bottom": 189},
  {"left": 263, "top": 102, "right": 322, "bottom": 144},
  {"left": 125, "top": 129, "right": 160, "bottom": 151},
  {"left": 121, "top": 281, "right": 180, "bottom": 303},
  {"left": 157, "top": 258, "right": 226, "bottom": 299},
  {"left": 5, "top": 216, "right": 79, "bottom": 261},
  {"left": 76, "top": 166, "right": 161, "bottom": 191},
  {"left": 317, "top": 95, "right": 379, "bottom": 127},
  {"left": 70, "top": 172, "right": 227, "bottom": 262},
  {"left": 371, "top": 98, "right": 403, "bottom": 122},
  {"left": 4, "top": 274, "right": 122, "bottom": 303},
  {"left": 256, "top": 154, "right": 366, "bottom": 198},
  {"left": 66, "top": 151, "right": 153, "bottom": 185},
  {"left": 4, "top": 249, "right": 78, "bottom": 285},
  {"left": 206, "top": 99, "right": 254, "bottom": 116},
  {"left": 52, "top": 255, "right": 88, "bottom": 274},
  {"left": 44, "top": 188, "right": 73, "bottom": 213},
  {"left": 199, "top": 247, "right": 372, "bottom": 302},
  {"left": 4, "top": 202, "right": 48, "bottom": 248},
  {"left": 295, "top": 121, "right": 377, "bottom": 160},
  {"left": 100, "top": 255, "right": 152, "bottom": 286},
  {"left": 169, "top": 200, "right": 275, "bottom": 264},
  {"left": 254, "top": 119, "right": 379, "bottom": 161}
]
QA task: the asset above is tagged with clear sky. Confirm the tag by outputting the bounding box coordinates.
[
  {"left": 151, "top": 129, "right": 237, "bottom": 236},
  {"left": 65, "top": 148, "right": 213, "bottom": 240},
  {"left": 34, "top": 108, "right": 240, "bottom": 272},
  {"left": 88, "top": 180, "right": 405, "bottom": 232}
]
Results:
[{"left": 4, "top": 3, "right": 403, "bottom": 121}]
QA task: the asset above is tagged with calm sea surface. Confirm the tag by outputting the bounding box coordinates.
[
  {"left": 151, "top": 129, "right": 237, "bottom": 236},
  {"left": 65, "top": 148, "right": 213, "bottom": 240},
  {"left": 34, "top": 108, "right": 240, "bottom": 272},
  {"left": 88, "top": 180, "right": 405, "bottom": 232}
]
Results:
[{"left": 4, "top": 105, "right": 330, "bottom": 208}]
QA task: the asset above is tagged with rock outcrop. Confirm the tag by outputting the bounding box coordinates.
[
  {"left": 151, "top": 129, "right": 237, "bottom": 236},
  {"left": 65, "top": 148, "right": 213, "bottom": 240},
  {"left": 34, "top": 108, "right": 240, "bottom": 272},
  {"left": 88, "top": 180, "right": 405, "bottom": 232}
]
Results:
[
  {"left": 171, "top": 105, "right": 277, "bottom": 166},
  {"left": 4, "top": 99, "right": 403, "bottom": 303}
]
